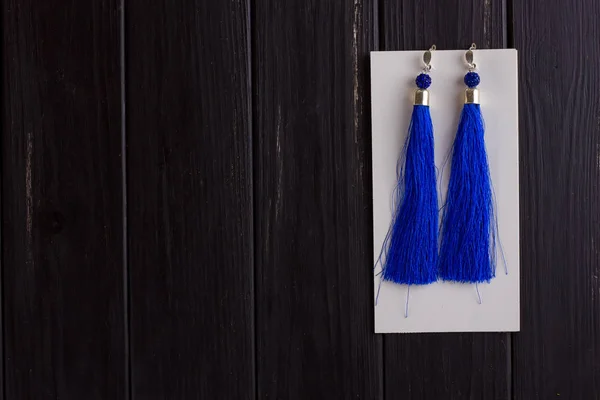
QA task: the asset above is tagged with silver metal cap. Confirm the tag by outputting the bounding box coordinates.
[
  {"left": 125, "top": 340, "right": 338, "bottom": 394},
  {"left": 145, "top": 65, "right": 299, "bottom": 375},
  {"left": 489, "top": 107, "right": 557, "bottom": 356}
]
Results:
[
  {"left": 414, "top": 89, "right": 429, "bottom": 106},
  {"left": 465, "top": 88, "right": 480, "bottom": 104}
]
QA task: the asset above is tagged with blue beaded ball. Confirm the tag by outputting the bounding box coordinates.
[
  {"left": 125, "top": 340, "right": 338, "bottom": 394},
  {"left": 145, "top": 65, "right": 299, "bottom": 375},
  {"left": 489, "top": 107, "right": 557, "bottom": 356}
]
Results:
[
  {"left": 415, "top": 73, "right": 432, "bottom": 89},
  {"left": 464, "top": 72, "right": 480, "bottom": 88}
]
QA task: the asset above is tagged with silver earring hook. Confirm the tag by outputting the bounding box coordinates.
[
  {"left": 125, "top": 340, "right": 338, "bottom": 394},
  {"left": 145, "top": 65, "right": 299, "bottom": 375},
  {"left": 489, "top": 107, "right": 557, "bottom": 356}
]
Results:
[
  {"left": 422, "top": 44, "right": 436, "bottom": 73},
  {"left": 465, "top": 43, "right": 477, "bottom": 71}
]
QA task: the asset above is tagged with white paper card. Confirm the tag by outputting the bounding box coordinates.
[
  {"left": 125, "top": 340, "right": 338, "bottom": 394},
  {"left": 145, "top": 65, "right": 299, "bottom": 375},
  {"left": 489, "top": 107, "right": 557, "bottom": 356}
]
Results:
[{"left": 371, "top": 49, "right": 520, "bottom": 333}]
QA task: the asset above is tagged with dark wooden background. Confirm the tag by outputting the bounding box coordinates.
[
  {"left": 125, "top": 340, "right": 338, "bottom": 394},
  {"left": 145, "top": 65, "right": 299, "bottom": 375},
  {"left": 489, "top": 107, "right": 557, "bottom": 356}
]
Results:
[{"left": 2, "top": 0, "right": 599, "bottom": 398}]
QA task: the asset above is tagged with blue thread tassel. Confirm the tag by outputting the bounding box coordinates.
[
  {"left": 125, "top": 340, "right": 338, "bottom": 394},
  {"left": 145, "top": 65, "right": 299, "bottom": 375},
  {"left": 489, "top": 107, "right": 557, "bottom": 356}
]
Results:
[
  {"left": 439, "top": 103, "right": 496, "bottom": 283},
  {"left": 380, "top": 105, "right": 438, "bottom": 285}
]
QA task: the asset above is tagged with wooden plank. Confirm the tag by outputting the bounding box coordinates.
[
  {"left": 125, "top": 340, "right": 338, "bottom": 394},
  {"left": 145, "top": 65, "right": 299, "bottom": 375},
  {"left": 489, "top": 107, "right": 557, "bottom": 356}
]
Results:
[
  {"left": 512, "top": 0, "right": 600, "bottom": 398},
  {"left": 380, "top": 1, "right": 510, "bottom": 399},
  {"left": 2, "top": 0, "right": 126, "bottom": 398},
  {"left": 253, "top": 1, "right": 381, "bottom": 398},
  {"left": 126, "top": 1, "right": 254, "bottom": 398},
  {"left": 382, "top": 0, "right": 506, "bottom": 50}
]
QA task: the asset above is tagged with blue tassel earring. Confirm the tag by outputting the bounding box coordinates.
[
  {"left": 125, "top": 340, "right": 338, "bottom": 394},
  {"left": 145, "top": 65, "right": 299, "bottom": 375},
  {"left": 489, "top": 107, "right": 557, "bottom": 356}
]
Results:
[
  {"left": 377, "top": 46, "right": 439, "bottom": 316},
  {"left": 439, "top": 44, "right": 497, "bottom": 299}
]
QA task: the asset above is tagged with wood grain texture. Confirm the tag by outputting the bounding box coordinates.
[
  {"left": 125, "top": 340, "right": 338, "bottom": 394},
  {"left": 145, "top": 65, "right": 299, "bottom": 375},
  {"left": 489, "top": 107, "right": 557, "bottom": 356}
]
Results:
[
  {"left": 382, "top": 0, "right": 505, "bottom": 51},
  {"left": 126, "top": 0, "right": 254, "bottom": 398},
  {"left": 512, "top": 0, "right": 600, "bottom": 398},
  {"left": 253, "top": 1, "right": 381, "bottom": 398},
  {"left": 4, "top": 0, "right": 600, "bottom": 398},
  {"left": 381, "top": 1, "right": 510, "bottom": 399},
  {"left": 2, "top": 0, "right": 126, "bottom": 398}
]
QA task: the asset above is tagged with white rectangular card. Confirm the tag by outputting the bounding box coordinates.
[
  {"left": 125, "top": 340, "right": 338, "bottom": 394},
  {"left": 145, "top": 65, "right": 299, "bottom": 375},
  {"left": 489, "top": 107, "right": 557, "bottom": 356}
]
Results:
[{"left": 371, "top": 49, "right": 520, "bottom": 333}]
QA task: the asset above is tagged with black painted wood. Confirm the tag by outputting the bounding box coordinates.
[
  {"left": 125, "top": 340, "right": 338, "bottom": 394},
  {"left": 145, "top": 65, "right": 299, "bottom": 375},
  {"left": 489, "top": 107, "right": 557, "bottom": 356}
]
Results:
[
  {"left": 512, "top": 0, "right": 600, "bottom": 398},
  {"left": 3, "top": 0, "right": 600, "bottom": 398},
  {"left": 381, "top": 1, "right": 510, "bottom": 399},
  {"left": 382, "top": 0, "right": 506, "bottom": 51},
  {"left": 253, "top": 1, "right": 382, "bottom": 398},
  {"left": 2, "top": 0, "right": 126, "bottom": 398},
  {"left": 126, "top": 0, "right": 254, "bottom": 398}
]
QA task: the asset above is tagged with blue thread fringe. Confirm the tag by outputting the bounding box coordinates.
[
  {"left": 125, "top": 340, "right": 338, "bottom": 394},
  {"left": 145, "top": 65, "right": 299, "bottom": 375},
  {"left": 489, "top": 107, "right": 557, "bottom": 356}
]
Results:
[
  {"left": 439, "top": 103, "right": 496, "bottom": 283},
  {"left": 380, "top": 105, "right": 438, "bottom": 285}
]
